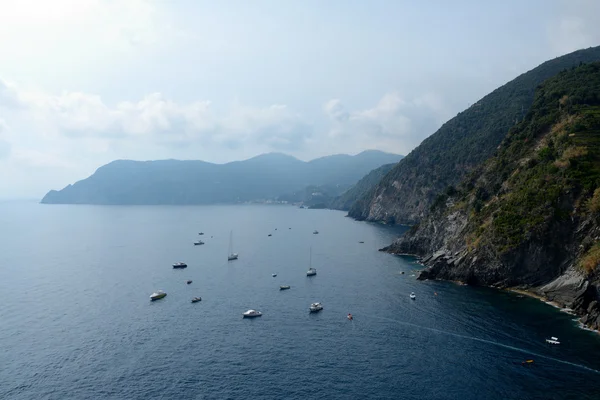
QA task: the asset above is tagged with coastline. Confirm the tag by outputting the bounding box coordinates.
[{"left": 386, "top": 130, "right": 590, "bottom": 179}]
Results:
[
  {"left": 506, "top": 288, "right": 599, "bottom": 334},
  {"left": 388, "top": 250, "right": 600, "bottom": 335}
]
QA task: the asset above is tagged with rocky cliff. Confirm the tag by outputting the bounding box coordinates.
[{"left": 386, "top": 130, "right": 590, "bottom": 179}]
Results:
[
  {"left": 384, "top": 63, "right": 600, "bottom": 331},
  {"left": 349, "top": 46, "right": 600, "bottom": 225}
]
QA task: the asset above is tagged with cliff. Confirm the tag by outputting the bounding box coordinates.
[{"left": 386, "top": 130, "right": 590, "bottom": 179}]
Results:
[
  {"left": 349, "top": 46, "right": 600, "bottom": 225},
  {"left": 384, "top": 63, "right": 600, "bottom": 330}
]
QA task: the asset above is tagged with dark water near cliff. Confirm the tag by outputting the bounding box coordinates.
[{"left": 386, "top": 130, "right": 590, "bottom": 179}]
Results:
[{"left": 1, "top": 202, "right": 600, "bottom": 400}]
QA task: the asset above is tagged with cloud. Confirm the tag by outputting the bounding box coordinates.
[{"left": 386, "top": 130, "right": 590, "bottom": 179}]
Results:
[
  {"left": 323, "top": 92, "right": 450, "bottom": 154},
  {"left": 0, "top": 119, "right": 11, "bottom": 159},
  {"left": 0, "top": 79, "right": 23, "bottom": 108},
  {"left": 0, "top": 80, "right": 313, "bottom": 156},
  {"left": 549, "top": 0, "right": 600, "bottom": 54}
]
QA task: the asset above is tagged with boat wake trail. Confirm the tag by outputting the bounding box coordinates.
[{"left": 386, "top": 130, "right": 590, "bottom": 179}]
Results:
[{"left": 366, "top": 315, "right": 600, "bottom": 375}]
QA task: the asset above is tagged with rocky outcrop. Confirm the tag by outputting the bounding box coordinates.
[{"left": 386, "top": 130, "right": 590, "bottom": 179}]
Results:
[{"left": 383, "top": 63, "right": 600, "bottom": 331}]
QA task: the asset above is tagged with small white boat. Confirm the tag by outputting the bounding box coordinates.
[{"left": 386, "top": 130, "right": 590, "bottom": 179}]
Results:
[
  {"left": 272, "top": 273, "right": 277, "bottom": 277},
  {"left": 280, "top": 285, "right": 291, "bottom": 290},
  {"left": 191, "top": 297, "right": 202, "bottom": 303},
  {"left": 546, "top": 336, "right": 560, "bottom": 345},
  {"left": 243, "top": 309, "right": 262, "bottom": 318},
  {"left": 194, "top": 240, "right": 204, "bottom": 245},
  {"left": 313, "top": 230, "right": 319, "bottom": 234},
  {"left": 309, "top": 302, "right": 323, "bottom": 312},
  {"left": 173, "top": 262, "right": 188, "bottom": 269},
  {"left": 410, "top": 292, "right": 416, "bottom": 300},
  {"left": 150, "top": 290, "right": 167, "bottom": 301}
]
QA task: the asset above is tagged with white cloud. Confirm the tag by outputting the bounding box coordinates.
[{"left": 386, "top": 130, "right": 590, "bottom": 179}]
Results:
[
  {"left": 323, "top": 92, "right": 450, "bottom": 155},
  {"left": 549, "top": 0, "right": 600, "bottom": 54},
  {"left": 0, "top": 119, "right": 11, "bottom": 159}
]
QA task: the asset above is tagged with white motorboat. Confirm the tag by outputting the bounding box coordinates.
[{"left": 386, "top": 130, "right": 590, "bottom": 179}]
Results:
[
  {"left": 309, "top": 302, "right": 323, "bottom": 312},
  {"left": 228, "top": 231, "right": 239, "bottom": 261},
  {"left": 191, "top": 297, "right": 202, "bottom": 303},
  {"left": 410, "top": 292, "right": 416, "bottom": 300},
  {"left": 546, "top": 336, "right": 560, "bottom": 345},
  {"left": 280, "top": 285, "right": 291, "bottom": 290},
  {"left": 173, "top": 262, "right": 188, "bottom": 269},
  {"left": 150, "top": 290, "right": 167, "bottom": 301},
  {"left": 194, "top": 240, "right": 204, "bottom": 245},
  {"left": 243, "top": 309, "right": 262, "bottom": 318}
]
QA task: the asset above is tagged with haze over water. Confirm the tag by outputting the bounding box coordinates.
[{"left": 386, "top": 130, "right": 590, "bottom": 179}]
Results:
[{"left": 2, "top": 202, "right": 599, "bottom": 399}]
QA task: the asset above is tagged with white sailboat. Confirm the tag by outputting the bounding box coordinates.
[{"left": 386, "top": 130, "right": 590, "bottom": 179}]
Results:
[
  {"left": 228, "top": 230, "right": 238, "bottom": 261},
  {"left": 306, "top": 247, "right": 316, "bottom": 276}
]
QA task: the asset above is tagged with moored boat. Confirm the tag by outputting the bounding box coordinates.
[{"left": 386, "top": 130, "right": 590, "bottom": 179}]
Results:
[
  {"left": 280, "top": 285, "right": 291, "bottom": 290},
  {"left": 243, "top": 309, "right": 262, "bottom": 318},
  {"left": 173, "top": 262, "right": 188, "bottom": 269},
  {"left": 194, "top": 240, "right": 204, "bottom": 245},
  {"left": 309, "top": 302, "right": 323, "bottom": 312},
  {"left": 306, "top": 247, "right": 316, "bottom": 276},
  {"left": 228, "top": 231, "right": 239, "bottom": 261},
  {"left": 191, "top": 297, "right": 202, "bottom": 303},
  {"left": 150, "top": 290, "right": 167, "bottom": 301},
  {"left": 410, "top": 292, "right": 416, "bottom": 300},
  {"left": 546, "top": 336, "right": 560, "bottom": 345}
]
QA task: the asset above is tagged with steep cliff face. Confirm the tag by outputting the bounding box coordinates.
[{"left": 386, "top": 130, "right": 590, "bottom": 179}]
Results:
[
  {"left": 384, "top": 63, "right": 600, "bottom": 330},
  {"left": 349, "top": 46, "right": 600, "bottom": 225}
]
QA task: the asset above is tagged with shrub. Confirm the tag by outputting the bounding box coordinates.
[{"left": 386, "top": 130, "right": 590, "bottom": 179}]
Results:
[
  {"left": 581, "top": 243, "right": 600, "bottom": 274},
  {"left": 587, "top": 188, "right": 600, "bottom": 213}
]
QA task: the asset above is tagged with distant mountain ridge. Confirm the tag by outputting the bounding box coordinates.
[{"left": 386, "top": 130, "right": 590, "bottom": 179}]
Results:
[{"left": 40, "top": 150, "right": 403, "bottom": 205}]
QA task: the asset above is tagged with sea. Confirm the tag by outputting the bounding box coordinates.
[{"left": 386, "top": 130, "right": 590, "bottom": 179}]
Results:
[{"left": 1, "top": 202, "right": 600, "bottom": 400}]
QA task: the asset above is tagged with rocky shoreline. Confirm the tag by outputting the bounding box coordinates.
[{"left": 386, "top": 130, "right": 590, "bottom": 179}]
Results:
[{"left": 381, "top": 245, "right": 600, "bottom": 333}]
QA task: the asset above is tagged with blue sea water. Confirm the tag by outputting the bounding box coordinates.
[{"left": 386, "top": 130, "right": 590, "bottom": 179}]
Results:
[{"left": 1, "top": 202, "right": 600, "bottom": 400}]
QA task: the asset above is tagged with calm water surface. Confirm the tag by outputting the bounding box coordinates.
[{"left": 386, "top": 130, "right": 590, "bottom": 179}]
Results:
[{"left": 1, "top": 202, "right": 599, "bottom": 399}]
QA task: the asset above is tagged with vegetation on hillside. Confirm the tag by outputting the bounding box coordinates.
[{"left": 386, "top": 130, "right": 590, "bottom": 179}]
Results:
[
  {"left": 329, "top": 163, "right": 398, "bottom": 210},
  {"left": 350, "top": 46, "right": 600, "bottom": 224},
  {"left": 41, "top": 151, "right": 401, "bottom": 205},
  {"left": 442, "top": 63, "right": 600, "bottom": 268}
]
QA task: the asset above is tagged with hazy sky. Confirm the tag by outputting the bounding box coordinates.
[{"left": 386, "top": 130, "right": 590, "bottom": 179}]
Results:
[{"left": 1, "top": 0, "right": 599, "bottom": 198}]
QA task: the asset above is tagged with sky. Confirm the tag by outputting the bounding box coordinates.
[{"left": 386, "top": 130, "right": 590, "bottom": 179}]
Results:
[{"left": 0, "top": 0, "right": 599, "bottom": 198}]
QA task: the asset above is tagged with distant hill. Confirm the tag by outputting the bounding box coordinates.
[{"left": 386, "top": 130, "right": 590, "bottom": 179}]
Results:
[
  {"left": 40, "top": 150, "right": 403, "bottom": 205},
  {"left": 349, "top": 45, "right": 600, "bottom": 225},
  {"left": 329, "top": 163, "right": 397, "bottom": 211}
]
